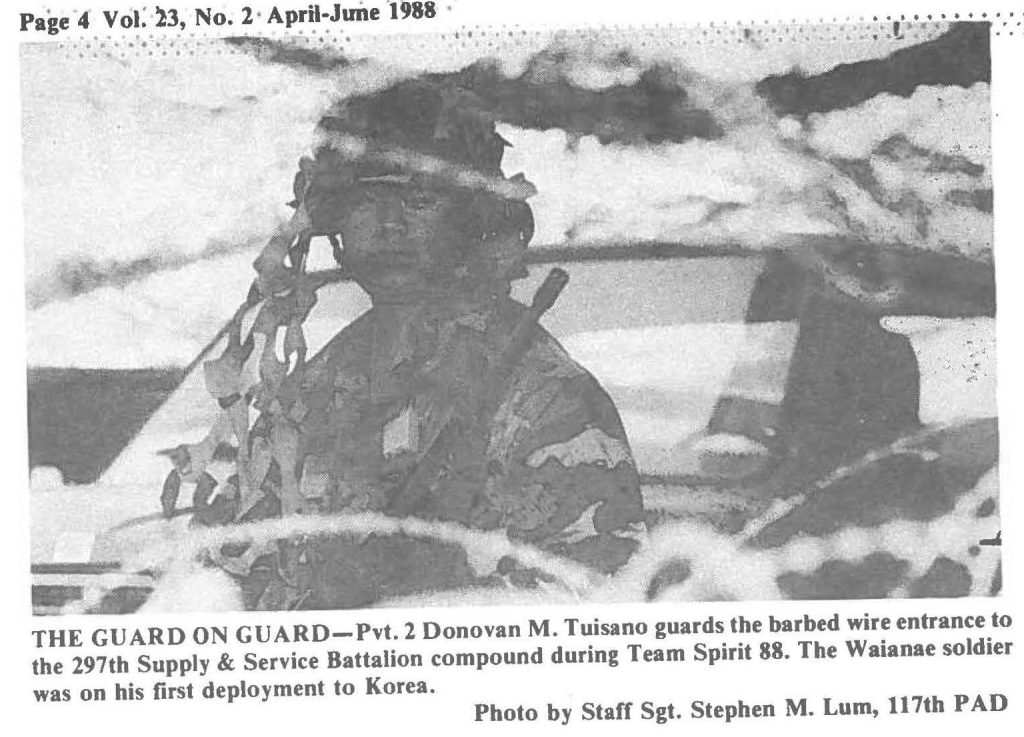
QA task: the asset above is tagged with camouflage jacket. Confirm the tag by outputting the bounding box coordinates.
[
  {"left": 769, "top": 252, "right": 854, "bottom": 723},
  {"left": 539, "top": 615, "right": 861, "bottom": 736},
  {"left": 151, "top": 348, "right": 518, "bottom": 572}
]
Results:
[{"left": 263, "top": 295, "right": 645, "bottom": 606}]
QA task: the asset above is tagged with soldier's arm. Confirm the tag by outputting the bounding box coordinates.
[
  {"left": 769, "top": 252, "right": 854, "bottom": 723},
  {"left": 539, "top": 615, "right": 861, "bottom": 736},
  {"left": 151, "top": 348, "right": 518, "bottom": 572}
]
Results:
[{"left": 488, "top": 354, "right": 646, "bottom": 575}]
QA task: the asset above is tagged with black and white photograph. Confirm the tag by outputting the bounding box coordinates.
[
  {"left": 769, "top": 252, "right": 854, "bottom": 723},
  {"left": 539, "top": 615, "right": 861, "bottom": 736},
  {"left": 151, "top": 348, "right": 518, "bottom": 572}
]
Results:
[{"left": 23, "top": 17, "right": 999, "bottom": 614}]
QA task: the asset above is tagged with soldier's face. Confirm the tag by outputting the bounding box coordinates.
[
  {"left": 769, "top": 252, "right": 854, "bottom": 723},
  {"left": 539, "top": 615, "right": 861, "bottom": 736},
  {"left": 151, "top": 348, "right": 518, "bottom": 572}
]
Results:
[{"left": 338, "top": 182, "right": 469, "bottom": 301}]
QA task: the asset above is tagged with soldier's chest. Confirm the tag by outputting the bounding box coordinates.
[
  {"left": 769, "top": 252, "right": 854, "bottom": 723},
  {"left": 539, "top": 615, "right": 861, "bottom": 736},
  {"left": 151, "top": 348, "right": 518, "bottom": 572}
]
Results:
[{"left": 324, "top": 316, "right": 496, "bottom": 475}]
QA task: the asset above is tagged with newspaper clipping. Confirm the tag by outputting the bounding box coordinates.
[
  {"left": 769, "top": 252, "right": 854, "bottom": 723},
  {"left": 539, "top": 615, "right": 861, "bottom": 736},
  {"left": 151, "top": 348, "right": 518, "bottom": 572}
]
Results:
[{"left": 5, "top": 0, "right": 1020, "bottom": 734}]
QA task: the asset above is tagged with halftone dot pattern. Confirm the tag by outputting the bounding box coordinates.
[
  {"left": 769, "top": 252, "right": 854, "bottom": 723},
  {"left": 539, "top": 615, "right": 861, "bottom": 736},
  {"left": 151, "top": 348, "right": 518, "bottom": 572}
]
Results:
[
  {"left": 49, "top": 26, "right": 959, "bottom": 64},
  {"left": 39, "top": 11, "right": 1016, "bottom": 58}
]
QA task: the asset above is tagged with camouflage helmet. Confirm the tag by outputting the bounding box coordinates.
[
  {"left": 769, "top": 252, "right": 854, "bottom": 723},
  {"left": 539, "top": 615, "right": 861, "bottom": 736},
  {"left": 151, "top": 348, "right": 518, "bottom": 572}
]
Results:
[{"left": 297, "top": 80, "right": 536, "bottom": 286}]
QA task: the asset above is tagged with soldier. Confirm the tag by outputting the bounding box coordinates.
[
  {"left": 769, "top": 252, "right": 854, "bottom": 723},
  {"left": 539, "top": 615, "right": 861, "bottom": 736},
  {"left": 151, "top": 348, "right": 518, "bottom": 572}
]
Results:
[{"left": 238, "top": 82, "right": 646, "bottom": 609}]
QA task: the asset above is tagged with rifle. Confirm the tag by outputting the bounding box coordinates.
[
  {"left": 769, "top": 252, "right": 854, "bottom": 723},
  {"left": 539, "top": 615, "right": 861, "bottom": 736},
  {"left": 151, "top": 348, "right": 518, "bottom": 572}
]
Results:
[{"left": 386, "top": 268, "right": 569, "bottom": 518}]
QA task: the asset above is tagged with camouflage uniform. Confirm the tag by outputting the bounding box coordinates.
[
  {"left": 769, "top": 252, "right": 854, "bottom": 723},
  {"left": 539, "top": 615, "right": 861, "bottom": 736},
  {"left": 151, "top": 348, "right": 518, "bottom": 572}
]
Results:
[
  {"left": 252, "top": 295, "right": 644, "bottom": 608},
  {"left": 234, "top": 82, "right": 645, "bottom": 609}
]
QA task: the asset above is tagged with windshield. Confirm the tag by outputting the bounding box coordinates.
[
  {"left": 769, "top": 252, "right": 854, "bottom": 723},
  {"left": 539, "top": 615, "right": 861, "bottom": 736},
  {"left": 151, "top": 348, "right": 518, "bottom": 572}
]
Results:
[{"left": 99, "top": 255, "right": 996, "bottom": 497}]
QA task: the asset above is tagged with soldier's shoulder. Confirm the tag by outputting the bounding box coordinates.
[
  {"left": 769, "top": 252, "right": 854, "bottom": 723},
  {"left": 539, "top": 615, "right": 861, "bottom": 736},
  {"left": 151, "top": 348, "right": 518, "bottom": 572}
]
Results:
[
  {"left": 306, "top": 311, "right": 375, "bottom": 368},
  {"left": 526, "top": 328, "right": 589, "bottom": 380},
  {"left": 487, "top": 297, "right": 589, "bottom": 383},
  {"left": 487, "top": 299, "right": 628, "bottom": 438},
  {"left": 292, "top": 311, "right": 374, "bottom": 400}
]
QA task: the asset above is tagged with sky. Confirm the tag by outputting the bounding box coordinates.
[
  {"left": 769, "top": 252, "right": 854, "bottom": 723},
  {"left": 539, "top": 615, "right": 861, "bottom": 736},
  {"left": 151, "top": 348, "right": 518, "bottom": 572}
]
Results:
[{"left": 22, "top": 22, "right": 993, "bottom": 369}]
